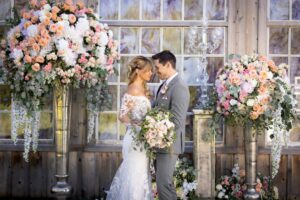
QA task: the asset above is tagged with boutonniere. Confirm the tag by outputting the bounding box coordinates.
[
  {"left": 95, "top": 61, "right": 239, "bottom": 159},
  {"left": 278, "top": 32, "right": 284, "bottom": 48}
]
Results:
[{"left": 161, "top": 84, "right": 168, "bottom": 95}]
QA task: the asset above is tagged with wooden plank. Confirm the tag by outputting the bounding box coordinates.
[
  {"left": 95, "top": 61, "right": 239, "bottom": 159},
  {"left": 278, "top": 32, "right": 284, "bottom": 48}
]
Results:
[
  {"left": 0, "top": 152, "right": 11, "bottom": 197},
  {"left": 29, "top": 152, "right": 44, "bottom": 197},
  {"left": 11, "top": 152, "right": 29, "bottom": 197},
  {"left": 288, "top": 155, "right": 300, "bottom": 199},
  {"left": 46, "top": 152, "right": 56, "bottom": 198},
  {"left": 215, "top": 154, "right": 222, "bottom": 183},
  {"left": 256, "top": 154, "right": 270, "bottom": 176},
  {"left": 273, "top": 155, "right": 288, "bottom": 200},
  {"left": 245, "top": 0, "right": 258, "bottom": 54},
  {"left": 258, "top": 0, "right": 268, "bottom": 55},
  {"left": 68, "top": 151, "right": 79, "bottom": 197},
  {"left": 82, "top": 152, "right": 96, "bottom": 199}
]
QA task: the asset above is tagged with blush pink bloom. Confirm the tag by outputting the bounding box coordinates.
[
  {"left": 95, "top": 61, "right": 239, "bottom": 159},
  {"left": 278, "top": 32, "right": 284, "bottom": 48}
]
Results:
[
  {"left": 43, "top": 63, "right": 52, "bottom": 73},
  {"left": 31, "top": 63, "right": 40, "bottom": 72},
  {"left": 222, "top": 100, "right": 230, "bottom": 110}
]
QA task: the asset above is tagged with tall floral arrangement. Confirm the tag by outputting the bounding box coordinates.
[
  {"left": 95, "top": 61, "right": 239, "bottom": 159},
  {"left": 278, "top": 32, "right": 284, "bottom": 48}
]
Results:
[
  {"left": 0, "top": 0, "right": 119, "bottom": 161},
  {"left": 213, "top": 54, "right": 295, "bottom": 178}
]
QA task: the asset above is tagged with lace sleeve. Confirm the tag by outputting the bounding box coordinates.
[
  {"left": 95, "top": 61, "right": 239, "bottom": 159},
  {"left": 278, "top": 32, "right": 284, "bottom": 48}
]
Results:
[{"left": 119, "top": 94, "right": 133, "bottom": 118}]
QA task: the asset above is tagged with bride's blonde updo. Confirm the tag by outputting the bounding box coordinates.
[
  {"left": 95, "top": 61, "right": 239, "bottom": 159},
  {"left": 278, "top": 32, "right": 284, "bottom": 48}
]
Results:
[{"left": 127, "top": 56, "right": 153, "bottom": 97}]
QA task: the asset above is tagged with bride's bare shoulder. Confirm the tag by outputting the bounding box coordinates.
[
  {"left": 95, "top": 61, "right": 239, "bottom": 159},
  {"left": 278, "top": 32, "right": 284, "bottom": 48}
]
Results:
[{"left": 126, "top": 85, "right": 144, "bottom": 96}]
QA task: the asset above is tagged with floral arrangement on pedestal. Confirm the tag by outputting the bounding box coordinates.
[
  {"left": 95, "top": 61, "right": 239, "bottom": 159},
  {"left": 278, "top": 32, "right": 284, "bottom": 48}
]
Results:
[
  {"left": 0, "top": 0, "right": 119, "bottom": 161},
  {"left": 215, "top": 164, "right": 279, "bottom": 200},
  {"left": 151, "top": 157, "right": 198, "bottom": 200},
  {"left": 212, "top": 54, "right": 295, "bottom": 178}
]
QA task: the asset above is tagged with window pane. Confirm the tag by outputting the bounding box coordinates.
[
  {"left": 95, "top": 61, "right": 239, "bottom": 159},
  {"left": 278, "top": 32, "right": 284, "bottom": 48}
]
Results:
[
  {"left": 188, "top": 86, "right": 199, "bottom": 111},
  {"left": 270, "top": 0, "right": 289, "bottom": 20},
  {"left": 184, "top": 27, "right": 200, "bottom": 55},
  {"left": 207, "top": 57, "right": 224, "bottom": 83},
  {"left": 184, "top": 0, "right": 203, "bottom": 20},
  {"left": 183, "top": 57, "right": 203, "bottom": 85},
  {"left": 270, "top": 57, "right": 288, "bottom": 66},
  {"left": 120, "top": 28, "right": 139, "bottom": 54},
  {"left": 99, "top": 0, "right": 118, "bottom": 20},
  {"left": 120, "top": 0, "right": 140, "bottom": 20},
  {"left": 120, "top": 56, "right": 134, "bottom": 83},
  {"left": 208, "top": 27, "right": 224, "bottom": 54},
  {"left": 292, "top": 0, "right": 300, "bottom": 20},
  {"left": 104, "top": 85, "right": 118, "bottom": 111},
  {"left": 207, "top": 0, "right": 225, "bottom": 20},
  {"left": 98, "top": 113, "right": 118, "bottom": 140},
  {"left": 39, "top": 112, "right": 53, "bottom": 139},
  {"left": 289, "top": 117, "right": 300, "bottom": 143},
  {"left": 269, "top": 28, "right": 289, "bottom": 54},
  {"left": 0, "top": 0, "right": 11, "bottom": 21},
  {"left": 291, "top": 28, "right": 300, "bottom": 54},
  {"left": 163, "top": 0, "right": 182, "bottom": 20},
  {"left": 163, "top": 28, "right": 181, "bottom": 54},
  {"left": 141, "top": 28, "right": 160, "bottom": 54},
  {"left": 0, "top": 85, "right": 11, "bottom": 110},
  {"left": 291, "top": 57, "right": 300, "bottom": 84},
  {"left": 0, "top": 113, "right": 10, "bottom": 139},
  {"left": 142, "top": 0, "right": 160, "bottom": 20}
]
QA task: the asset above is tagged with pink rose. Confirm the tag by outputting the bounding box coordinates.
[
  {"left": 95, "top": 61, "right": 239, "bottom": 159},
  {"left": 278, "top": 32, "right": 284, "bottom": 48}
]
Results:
[
  {"left": 43, "top": 63, "right": 52, "bottom": 73},
  {"left": 222, "top": 100, "right": 230, "bottom": 110}
]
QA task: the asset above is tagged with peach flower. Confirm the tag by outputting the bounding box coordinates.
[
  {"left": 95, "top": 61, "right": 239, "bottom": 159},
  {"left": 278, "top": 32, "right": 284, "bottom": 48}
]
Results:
[
  {"left": 36, "top": 56, "right": 45, "bottom": 63},
  {"left": 32, "top": 43, "right": 40, "bottom": 52},
  {"left": 22, "top": 12, "right": 31, "bottom": 20},
  {"left": 250, "top": 111, "right": 259, "bottom": 120},
  {"left": 24, "top": 21, "right": 32, "bottom": 29},
  {"left": 69, "top": 14, "right": 77, "bottom": 24},
  {"left": 24, "top": 55, "right": 32, "bottom": 63},
  {"left": 43, "top": 18, "right": 51, "bottom": 26},
  {"left": 50, "top": 24, "right": 58, "bottom": 32},
  {"left": 52, "top": 6, "right": 60, "bottom": 14},
  {"left": 31, "top": 63, "right": 40, "bottom": 72}
]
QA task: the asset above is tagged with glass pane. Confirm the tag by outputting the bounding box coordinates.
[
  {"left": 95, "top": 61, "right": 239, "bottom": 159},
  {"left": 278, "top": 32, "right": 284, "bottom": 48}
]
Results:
[
  {"left": 185, "top": 115, "right": 193, "bottom": 141},
  {"left": 291, "top": 57, "right": 300, "bottom": 84},
  {"left": 292, "top": 0, "right": 300, "bottom": 20},
  {"left": 142, "top": 0, "right": 160, "bottom": 20},
  {"left": 269, "top": 28, "right": 289, "bottom": 54},
  {"left": 292, "top": 28, "right": 300, "bottom": 54},
  {"left": 188, "top": 86, "right": 199, "bottom": 111},
  {"left": 120, "top": 28, "right": 139, "bottom": 54},
  {"left": 39, "top": 112, "right": 53, "bottom": 139},
  {"left": 184, "top": 0, "right": 203, "bottom": 20},
  {"left": 99, "top": 113, "right": 118, "bottom": 140},
  {"left": 270, "top": 57, "right": 288, "bottom": 65},
  {"left": 103, "top": 85, "right": 118, "bottom": 111},
  {"left": 42, "top": 92, "right": 53, "bottom": 111},
  {"left": 270, "top": 0, "right": 289, "bottom": 20},
  {"left": 120, "top": 85, "right": 128, "bottom": 102},
  {"left": 183, "top": 57, "right": 203, "bottom": 85},
  {"left": 184, "top": 27, "right": 200, "bottom": 55},
  {"left": 163, "top": 0, "right": 182, "bottom": 20},
  {"left": 99, "top": 0, "right": 118, "bottom": 20},
  {"left": 120, "top": 56, "right": 134, "bottom": 82},
  {"left": 141, "top": 28, "right": 160, "bottom": 54},
  {"left": 207, "top": 57, "right": 224, "bottom": 83},
  {"left": 108, "top": 64, "right": 119, "bottom": 82},
  {"left": 289, "top": 117, "right": 300, "bottom": 143},
  {"left": 207, "top": 0, "right": 225, "bottom": 20},
  {"left": 163, "top": 28, "right": 181, "bottom": 54},
  {"left": 208, "top": 27, "right": 224, "bottom": 54},
  {"left": 121, "top": 0, "right": 140, "bottom": 20},
  {"left": 0, "top": 113, "right": 10, "bottom": 139},
  {"left": 0, "top": 0, "right": 11, "bottom": 21},
  {"left": 0, "top": 85, "right": 11, "bottom": 110}
]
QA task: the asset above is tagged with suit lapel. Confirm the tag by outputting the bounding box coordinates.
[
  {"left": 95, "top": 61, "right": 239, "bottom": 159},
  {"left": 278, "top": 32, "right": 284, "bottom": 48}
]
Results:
[{"left": 155, "top": 75, "right": 179, "bottom": 106}]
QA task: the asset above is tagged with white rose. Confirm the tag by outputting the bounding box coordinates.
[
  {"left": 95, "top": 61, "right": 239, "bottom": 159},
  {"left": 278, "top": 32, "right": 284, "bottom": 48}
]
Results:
[
  {"left": 230, "top": 99, "right": 238, "bottom": 106},
  {"left": 216, "top": 184, "right": 223, "bottom": 191},
  {"left": 26, "top": 25, "right": 38, "bottom": 37},
  {"left": 250, "top": 79, "right": 257, "bottom": 87},
  {"left": 98, "top": 32, "right": 109, "bottom": 46},
  {"left": 61, "top": 14, "right": 69, "bottom": 21},
  {"left": 246, "top": 99, "right": 255, "bottom": 107},
  {"left": 43, "top": 4, "right": 51, "bottom": 11},
  {"left": 267, "top": 71, "right": 273, "bottom": 79},
  {"left": 217, "top": 192, "right": 224, "bottom": 199}
]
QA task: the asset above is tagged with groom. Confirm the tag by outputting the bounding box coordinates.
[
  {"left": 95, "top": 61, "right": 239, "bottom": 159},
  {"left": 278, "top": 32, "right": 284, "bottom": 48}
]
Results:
[{"left": 152, "top": 50, "right": 190, "bottom": 200}]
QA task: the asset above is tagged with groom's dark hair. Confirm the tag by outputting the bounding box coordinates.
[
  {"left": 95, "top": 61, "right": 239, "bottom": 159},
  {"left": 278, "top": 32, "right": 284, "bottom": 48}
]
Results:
[{"left": 152, "top": 50, "right": 176, "bottom": 69}]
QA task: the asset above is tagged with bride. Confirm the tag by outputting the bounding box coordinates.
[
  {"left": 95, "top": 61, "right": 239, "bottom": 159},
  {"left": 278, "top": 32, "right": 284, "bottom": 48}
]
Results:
[{"left": 106, "top": 56, "right": 154, "bottom": 200}]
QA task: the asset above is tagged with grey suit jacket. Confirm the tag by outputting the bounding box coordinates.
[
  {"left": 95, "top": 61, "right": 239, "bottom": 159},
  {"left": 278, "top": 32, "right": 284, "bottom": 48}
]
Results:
[{"left": 154, "top": 75, "right": 190, "bottom": 154}]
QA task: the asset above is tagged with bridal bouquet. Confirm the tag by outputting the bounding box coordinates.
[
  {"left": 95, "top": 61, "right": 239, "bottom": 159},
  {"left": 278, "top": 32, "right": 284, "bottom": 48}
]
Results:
[
  {"left": 134, "top": 108, "right": 176, "bottom": 158},
  {"left": 0, "top": 0, "right": 118, "bottom": 160},
  {"left": 215, "top": 164, "right": 279, "bottom": 200},
  {"left": 214, "top": 54, "right": 295, "bottom": 178}
]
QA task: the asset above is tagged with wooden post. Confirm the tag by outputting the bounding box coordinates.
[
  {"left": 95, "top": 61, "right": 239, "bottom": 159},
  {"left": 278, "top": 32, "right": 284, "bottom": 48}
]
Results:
[{"left": 193, "top": 109, "right": 215, "bottom": 198}]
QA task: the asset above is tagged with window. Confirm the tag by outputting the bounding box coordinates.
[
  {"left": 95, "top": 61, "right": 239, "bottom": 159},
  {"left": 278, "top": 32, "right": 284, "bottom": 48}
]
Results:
[
  {"left": 265, "top": 0, "right": 300, "bottom": 146},
  {"left": 97, "top": 0, "right": 227, "bottom": 144}
]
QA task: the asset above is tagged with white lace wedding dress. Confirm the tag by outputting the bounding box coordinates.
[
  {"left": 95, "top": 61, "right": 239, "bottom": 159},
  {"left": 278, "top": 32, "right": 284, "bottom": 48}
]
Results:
[{"left": 106, "top": 93, "right": 153, "bottom": 200}]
